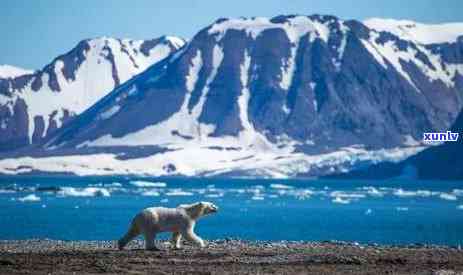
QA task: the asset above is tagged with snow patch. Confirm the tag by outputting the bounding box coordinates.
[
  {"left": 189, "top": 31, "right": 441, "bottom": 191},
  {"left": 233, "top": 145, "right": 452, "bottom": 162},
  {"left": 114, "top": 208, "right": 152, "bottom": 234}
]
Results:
[
  {"left": 0, "top": 65, "right": 34, "bottom": 78},
  {"left": 364, "top": 18, "right": 463, "bottom": 45},
  {"left": 185, "top": 50, "right": 203, "bottom": 92},
  {"left": 165, "top": 36, "right": 186, "bottom": 48},
  {"left": 208, "top": 16, "right": 334, "bottom": 43}
]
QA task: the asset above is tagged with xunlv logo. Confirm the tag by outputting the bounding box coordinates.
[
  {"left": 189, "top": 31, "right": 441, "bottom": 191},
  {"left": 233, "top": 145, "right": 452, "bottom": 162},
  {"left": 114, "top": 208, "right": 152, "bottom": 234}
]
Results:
[{"left": 423, "top": 131, "right": 459, "bottom": 142}]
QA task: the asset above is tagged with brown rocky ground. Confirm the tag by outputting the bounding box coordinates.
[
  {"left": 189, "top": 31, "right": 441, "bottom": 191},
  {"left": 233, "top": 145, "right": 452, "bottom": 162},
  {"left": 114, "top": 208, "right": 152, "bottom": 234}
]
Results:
[{"left": 1, "top": 239, "right": 463, "bottom": 274}]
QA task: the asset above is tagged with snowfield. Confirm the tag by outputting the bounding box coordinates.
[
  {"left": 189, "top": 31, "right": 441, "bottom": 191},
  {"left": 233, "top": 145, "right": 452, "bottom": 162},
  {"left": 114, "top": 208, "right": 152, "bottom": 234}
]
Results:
[
  {"left": 0, "top": 145, "right": 424, "bottom": 178},
  {"left": 364, "top": 18, "right": 463, "bottom": 45}
]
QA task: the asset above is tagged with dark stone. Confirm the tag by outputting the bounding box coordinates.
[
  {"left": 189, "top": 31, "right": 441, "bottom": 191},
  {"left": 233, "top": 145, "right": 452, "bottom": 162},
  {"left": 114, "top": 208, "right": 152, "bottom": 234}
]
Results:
[
  {"left": 103, "top": 45, "right": 120, "bottom": 86},
  {"left": 171, "top": 130, "right": 194, "bottom": 140},
  {"left": 163, "top": 163, "right": 177, "bottom": 173}
]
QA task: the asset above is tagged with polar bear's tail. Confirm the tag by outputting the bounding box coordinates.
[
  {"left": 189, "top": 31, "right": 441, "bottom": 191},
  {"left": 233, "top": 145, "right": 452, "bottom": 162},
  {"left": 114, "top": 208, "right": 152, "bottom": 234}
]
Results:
[{"left": 118, "top": 217, "right": 141, "bottom": 250}]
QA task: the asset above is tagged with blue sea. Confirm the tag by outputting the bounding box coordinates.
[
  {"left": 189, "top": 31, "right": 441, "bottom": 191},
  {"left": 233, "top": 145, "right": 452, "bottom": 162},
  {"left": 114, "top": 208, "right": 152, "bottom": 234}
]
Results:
[{"left": 0, "top": 176, "right": 462, "bottom": 246}]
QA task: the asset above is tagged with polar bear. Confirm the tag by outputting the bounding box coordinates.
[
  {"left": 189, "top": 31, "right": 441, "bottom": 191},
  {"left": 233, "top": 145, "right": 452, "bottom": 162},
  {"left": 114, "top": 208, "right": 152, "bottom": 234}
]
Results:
[{"left": 118, "top": 202, "right": 219, "bottom": 250}]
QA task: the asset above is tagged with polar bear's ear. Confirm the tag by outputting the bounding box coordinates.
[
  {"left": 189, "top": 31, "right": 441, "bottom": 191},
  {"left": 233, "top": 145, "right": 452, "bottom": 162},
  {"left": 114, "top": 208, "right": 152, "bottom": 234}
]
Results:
[{"left": 197, "top": 202, "right": 207, "bottom": 213}]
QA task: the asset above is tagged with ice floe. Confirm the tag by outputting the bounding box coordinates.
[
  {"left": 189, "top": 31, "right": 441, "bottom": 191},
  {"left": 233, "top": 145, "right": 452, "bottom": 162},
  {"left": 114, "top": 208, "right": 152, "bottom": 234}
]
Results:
[
  {"left": 393, "top": 189, "right": 434, "bottom": 197},
  {"left": 332, "top": 197, "right": 350, "bottom": 204},
  {"left": 130, "top": 181, "right": 167, "bottom": 188},
  {"left": 269, "top": 184, "right": 294, "bottom": 190},
  {"left": 17, "top": 194, "right": 41, "bottom": 202},
  {"left": 58, "top": 187, "right": 111, "bottom": 197},
  {"left": 141, "top": 190, "right": 160, "bottom": 196},
  {"left": 165, "top": 189, "right": 194, "bottom": 196},
  {"left": 251, "top": 195, "right": 265, "bottom": 201},
  {"left": 439, "top": 193, "right": 458, "bottom": 201}
]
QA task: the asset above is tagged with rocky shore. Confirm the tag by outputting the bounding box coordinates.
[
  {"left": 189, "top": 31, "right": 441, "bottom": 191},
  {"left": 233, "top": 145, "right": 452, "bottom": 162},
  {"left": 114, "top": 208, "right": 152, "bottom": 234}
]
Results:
[{"left": 1, "top": 239, "right": 463, "bottom": 274}]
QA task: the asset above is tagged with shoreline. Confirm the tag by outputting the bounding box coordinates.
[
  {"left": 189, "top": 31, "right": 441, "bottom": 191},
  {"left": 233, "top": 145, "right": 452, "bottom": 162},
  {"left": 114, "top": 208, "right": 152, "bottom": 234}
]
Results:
[{"left": 1, "top": 239, "right": 463, "bottom": 274}]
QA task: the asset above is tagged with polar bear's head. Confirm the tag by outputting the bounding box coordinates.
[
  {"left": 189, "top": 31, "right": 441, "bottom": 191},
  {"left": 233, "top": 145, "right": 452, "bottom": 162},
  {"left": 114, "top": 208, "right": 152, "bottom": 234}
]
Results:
[{"left": 179, "top": 201, "right": 219, "bottom": 220}]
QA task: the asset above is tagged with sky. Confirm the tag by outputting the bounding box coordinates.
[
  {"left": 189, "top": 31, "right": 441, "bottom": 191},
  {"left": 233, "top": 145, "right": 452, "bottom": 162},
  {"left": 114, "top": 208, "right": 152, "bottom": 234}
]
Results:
[{"left": 2, "top": 0, "right": 463, "bottom": 70}]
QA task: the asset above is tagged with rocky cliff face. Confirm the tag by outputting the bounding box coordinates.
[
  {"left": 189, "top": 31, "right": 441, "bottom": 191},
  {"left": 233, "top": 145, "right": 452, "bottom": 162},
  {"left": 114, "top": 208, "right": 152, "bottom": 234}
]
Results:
[
  {"left": 1, "top": 15, "right": 462, "bottom": 178},
  {"left": 0, "top": 36, "right": 185, "bottom": 151}
]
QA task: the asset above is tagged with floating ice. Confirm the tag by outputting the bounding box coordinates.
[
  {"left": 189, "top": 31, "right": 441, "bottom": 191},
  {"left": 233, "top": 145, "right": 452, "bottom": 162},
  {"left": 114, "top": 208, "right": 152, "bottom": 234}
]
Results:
[
  {"left": 58, "top": 187, "right": 110, "bottom": 197},
  {"left": 292, "top": 190, "right": 313, "bottom": 200},
  {"left": 141, "top": 190, "right": 160, "bottom": 196},
  {"left": 332, "top": 197, "right": 350, "bottom": 204},
  {"left": 18, "top": 194, "right": 41, "bottom": 202},
  {"left": 439, "top": 193, "right": 458, "bottom": 201},
  {"left": 130, "top": 181, "right": 167, "bottom": 188},
  {"left": 89, "top": 182, "right": 122, "bottom": 187},
  {"left": 330, "top": 191, "right": 365, "bottom": 199},
  {"left": 269, "top": 184, "right": 294, "bottom": 190},
  {"left": 165, "top": 189, "right": 194, "bottom": 196},
  {"left": 251, "top": 195, "right": 265, "bottom": 201},
  {"left": 360, "top": 186, "right": 385, "bottom": 197},
  {"left": 205, "top": 193, "right": 224, "bottom": 198},
  {"left": 393, "top": 189, "right": 433, "bottom": 197}
]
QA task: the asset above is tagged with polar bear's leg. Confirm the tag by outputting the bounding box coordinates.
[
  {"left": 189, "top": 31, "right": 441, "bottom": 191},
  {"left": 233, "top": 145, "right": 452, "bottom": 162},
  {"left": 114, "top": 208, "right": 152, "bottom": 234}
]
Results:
[
  {"left": 182, "top": 229, "right": 205, "bottom": 248},
  {"left": 171, "top": 232, "right": 182, "bottom": 249},
  {"left": 144, "top": 232, "right": 159, "bottom": 251},
  {"left": 118, "top": 221, "right": 140, "bottom": 250}
]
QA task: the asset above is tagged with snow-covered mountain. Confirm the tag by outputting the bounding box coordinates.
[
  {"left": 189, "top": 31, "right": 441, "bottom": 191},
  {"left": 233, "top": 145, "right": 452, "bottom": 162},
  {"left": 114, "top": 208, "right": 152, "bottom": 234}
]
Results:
[
  {"left": 1, "top": 15, "right": 462, "bottom": 178},
  {"left": 0, "top": 36, "right": 185, "bottom": 151}
]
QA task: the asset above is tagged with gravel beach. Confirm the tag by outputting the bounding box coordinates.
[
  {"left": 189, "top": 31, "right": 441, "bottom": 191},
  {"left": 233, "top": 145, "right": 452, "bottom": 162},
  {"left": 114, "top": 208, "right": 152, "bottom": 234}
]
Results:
[{"left": 1, "top": 239, "right": 463, "bottom": 274}]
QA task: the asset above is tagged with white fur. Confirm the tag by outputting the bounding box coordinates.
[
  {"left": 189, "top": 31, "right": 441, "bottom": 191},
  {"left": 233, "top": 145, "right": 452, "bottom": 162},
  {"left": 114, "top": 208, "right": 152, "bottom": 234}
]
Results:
[{"left": 118, "top": 201, "right": 218, "bottom": 250}]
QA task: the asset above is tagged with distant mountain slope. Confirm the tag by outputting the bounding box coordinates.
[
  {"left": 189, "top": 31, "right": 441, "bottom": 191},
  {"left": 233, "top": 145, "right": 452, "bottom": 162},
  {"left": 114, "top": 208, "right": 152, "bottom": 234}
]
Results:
[
  {"left": 0, "top": 36, "right": 185, "bottom": 151},
  {"left": 0, "top": 15, "right": 462, "bottom": 178}
]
